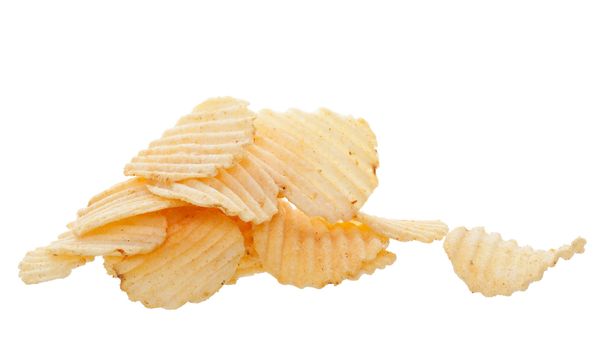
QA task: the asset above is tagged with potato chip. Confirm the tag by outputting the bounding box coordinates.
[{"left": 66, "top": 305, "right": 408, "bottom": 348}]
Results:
[
  {"left": 249, "top": 108, "right": 379, "bottom": 223},
  {"left": 355, "top": 213, "right": 448, "bottom": 243},
  {"left": 70, "top": 178, "right": 185, "bottom": 236},
  {"left": 19, "top": 248, "right": 93, "bottom": 284},
  {"left": 49, "top": 212, "right": 167, "bottom": 256},
  {"left": 444, "top": 227, "right": 586, "bottom": 297},
  {"left": 124, "top": 97, "right": 255, "bottom": 182},
  {"left": 357, "top": 250, "right": 397, "bottom": 278},
  {"left": 104, "top": 208, "right": 245, "bottom": 309},
  {"left": 253, "top": 201, "right": 392, "bottom": 288},
  {"left": 147, "top": 149, "right": 278, "bottom": 224}
]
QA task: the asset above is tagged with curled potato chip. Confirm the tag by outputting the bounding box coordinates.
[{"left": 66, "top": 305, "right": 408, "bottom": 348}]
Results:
[
  {"left": 104, "top": 208, "right": 245, "bottom": 309},
  {"left": 253, "top": 201, "right": 392, "bottom": 288},
  {"left": 444, "top": 227, "right": 586, "bottom": 297},
  {"left": 70, "top": 178, "right": 185, "bottom": 236},
  {"left": 355, "top": 213, "right": 448, "bottom": 243},
  {"left": 148, "top": 149, "right": 278, "bottom": 224},
  {"left": 124, "top": 97, "right": 255, "bottom": 182},
  {"left": 48, "top": 212, "right": 167, "bottom": 256},
  {"left": 249, "top": 108, "right": 379, "bottom": 223},
  {"left": 19, "top": 248, "right": 93, "bottom": 284}
]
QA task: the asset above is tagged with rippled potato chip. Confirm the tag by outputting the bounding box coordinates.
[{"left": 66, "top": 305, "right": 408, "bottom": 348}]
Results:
[
  {"left": 104, "top": 208, "right": 244, "bottom": 309},
  {"left": 70, "top": 178, "right": 185, "bottom": 236},
  {"left": 148, "top": 149, "right": 278, "bottom": 224},
  {"left": 358, "top": 250, "right": 397, "bottom": 278},
  {"left": 355, "top": 213, "right": 448, "bottom": 243},
  {"left": 249, "top": 108, "right": 379, "bottom": 223},
  {"left": 19, "top": 211, "right": 168, "bottom": 284},
  {"left": 124, "top": 97, "right": 255, "bottom": 182},
  {"left": 19, "top": 248, "right": 93, "bottom": 285},
  {"left": 444, "top": 227, "right": 586, "bottom": 296},
  {"left": 49, "top": 212, "right": 167, "bottom": 256},
  {"left": 253, "top": 201, "right": 393, "bottom": 288}
]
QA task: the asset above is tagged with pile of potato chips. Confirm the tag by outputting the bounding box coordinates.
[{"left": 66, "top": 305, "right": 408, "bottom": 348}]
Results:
[{"left": 19, "top": 97, "right": 586, "bottom": 309}]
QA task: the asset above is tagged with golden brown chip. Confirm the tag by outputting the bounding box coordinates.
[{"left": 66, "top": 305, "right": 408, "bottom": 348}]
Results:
[
  {"left": 355, "top": 213, "right": 448, "bottom": 243},
  {"left": 104, "top": 207, "right": 245, "bottom": 309},
  {"left": 124, "top": 97, "right": 255, "bottom": 182},
  {"left": 49, "top": 212, "right": 167, "bottom": 256},
  {"left": 252, "top": 201, "right": 392, "bottom": 288},
  {"left": 19, "top": 248, "right": 93, "bottom": 284},
  {"left": 444, "top": 227, "right": 586, "bottom": 297},
  {"left": 148, "top": 149, "right": 278, "bottom": 224},
  {"left": 249, "top": 108, "right": 379, "bottom": 223},
  {"left": 70, "top": 178, "right": 185, "bottom": 236}
]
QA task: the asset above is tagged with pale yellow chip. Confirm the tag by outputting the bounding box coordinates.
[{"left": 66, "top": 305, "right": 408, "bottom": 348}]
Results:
[
  {"left": 358, "top": 250, "right": 397, "bottom": 279},
  {"left": 252, "top": 201, "right": 393, "bottom": 288},
  {"left": 355, "top": 212, "right": 448, "bottom": 243},
  {"left": 148, "top": 149, "right": 279, "bottom": 224},
  {"left": 19, "top": 248, "right": 93, "bottom": 285},
  {"left": 70, "top": 178, "right": 185, "bottom": 236},
  {"left": 444, "top": 227, "right": 586, "bottom": 297},
  {"left": 124, "top": 97, "right": 255, "bottom": 182},
  {"left": 19, "top": 211, "right": 168, "bottom": 285},
  {"left": 249, "top": 108, "right": 379, "bottom": 223},
  {"left": 104, "top": 207, "right": 245, "bottom": 309},
  {"left": 48, "top": 212, "right": 167, "bottom": 257}
]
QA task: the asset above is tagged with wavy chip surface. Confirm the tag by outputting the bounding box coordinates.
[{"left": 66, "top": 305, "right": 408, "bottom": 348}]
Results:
[
  {"left": 104, "top": 208, "right": 245, "bottom": 309},
  {"left": 70, "top": 178, "right": 185, "bottom": 236},
  {"left": 19, "top": 248, "right": 93, "bottom": 284},
  {"left": 49, "top": 212, "right": 167, "bottom": 256},
  {"left": 355, "top": 213, "right": 448, "bottom": 243},
  {"left": 250, "top": 108, "right": 379, "bottom": 223},
  {"left": 147, "top": 149, "right": 278, "bottom": 224},
  {"left": 253, "top": 201, "right": 393, "bottom": 288},
  {"left": 124, "top": 97, "right": 255, "bottom": 182},
  {"left": 18, "top": 212, "right": 168, "bottom": 285},
  {"left": 444, "top": 227, "right": 586, "bottom": 296}
]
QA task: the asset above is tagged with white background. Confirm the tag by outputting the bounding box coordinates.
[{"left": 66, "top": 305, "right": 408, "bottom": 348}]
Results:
[{"left": 1, "top": 1, "right": 604, "bottom": 349}]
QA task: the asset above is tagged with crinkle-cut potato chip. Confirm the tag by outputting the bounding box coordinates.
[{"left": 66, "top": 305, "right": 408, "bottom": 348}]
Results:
[
  {"left": 104, "top": 208, "right": 245, "bottom": 309},
  {"left": 148, "top": 149, "right": 279, "bottom": 224},
  {"left": 48, "top": 212, "right": 167, "bottom": 257},
  {"left": 253, "top": 201, "right": 392, "bottom": 288},
  {"left": 70, "top": 178, "right": 186, "bottom": 237},
  {"left": 444, "top": 227, "right": 586, "bottom": 297},
  {"left": 18, "top": 212, "right": 168, "bottom": 285},
  {"left": 355, "top": 213, "right": 448, "bottom": 243},
  {"left": 249, "top": 108, "right": 379, "bottom": 223},
  {"left": 124, "top": 97, "right": 255, "bottom": 182},
  {"left": 357, "top": 250, "right": 397, "bottom": 278},
  {"left": 19, "top": 248, "right": 93, "bottom": 284}
]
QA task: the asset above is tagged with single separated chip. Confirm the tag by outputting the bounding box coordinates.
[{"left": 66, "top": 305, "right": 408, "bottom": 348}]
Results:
[{"left": 444, "top": 227, "right": 586, "bottom": 296}]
